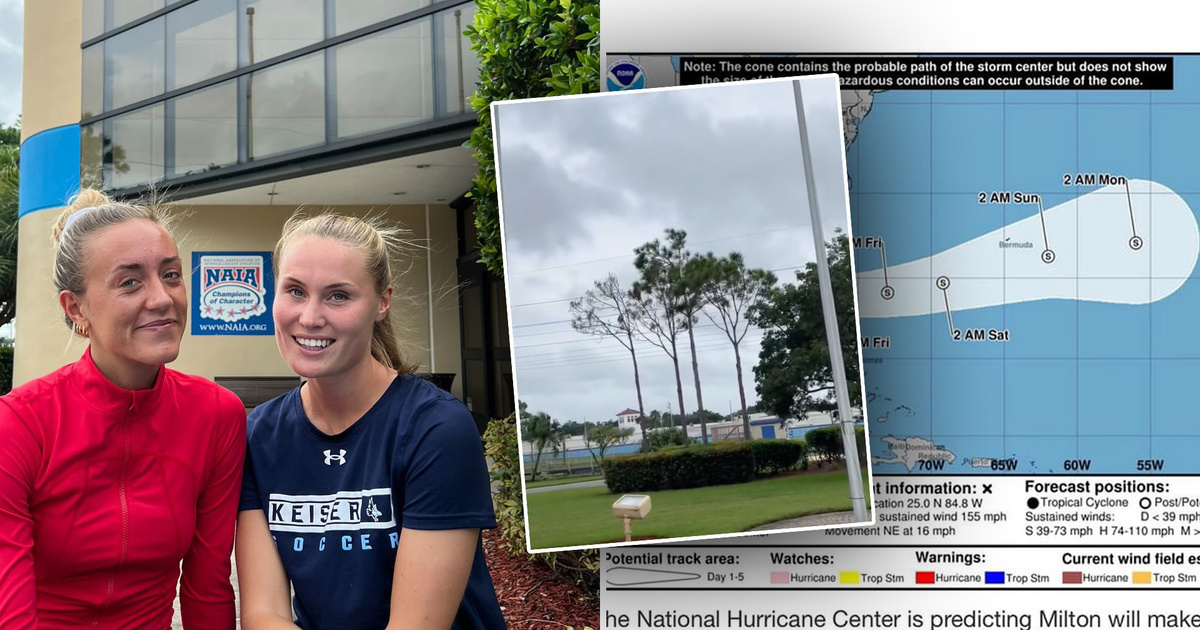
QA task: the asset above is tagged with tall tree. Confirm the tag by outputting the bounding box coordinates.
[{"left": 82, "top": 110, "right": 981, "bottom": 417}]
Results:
[
  {"left": 630, "top": 233, "right": 690, "bottom": 440},
  {"left": 698, "top": 252, "right": 777, "bottom": 440},
  {"left": 569, "top": 273, "right": 647, "bottom": 445},
  {"left": 749, "top": 231, "right": 860, "bottom": 420},
  {"left": 635, "top": 229, "right": 711, "bottom": 443}
]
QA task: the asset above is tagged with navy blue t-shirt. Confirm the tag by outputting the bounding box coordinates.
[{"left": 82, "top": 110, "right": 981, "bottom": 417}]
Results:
[{"left": 239, "top": 375, "right": 506, "bottom": 630}]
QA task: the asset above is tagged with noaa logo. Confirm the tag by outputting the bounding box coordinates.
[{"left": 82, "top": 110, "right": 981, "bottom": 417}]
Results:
[
  {"left": 198, "top": 255, "right": 268, "bottom": 323},
  {"left": 607, "top": 61, "right": 646, "bottom": 91}
]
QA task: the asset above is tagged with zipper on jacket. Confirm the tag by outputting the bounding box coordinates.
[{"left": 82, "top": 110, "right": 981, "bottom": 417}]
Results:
[{"left": 100, "top": 394, "right": 136, "bottom": 619}]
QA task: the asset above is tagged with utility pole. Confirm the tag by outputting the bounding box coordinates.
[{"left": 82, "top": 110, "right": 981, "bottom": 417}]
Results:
[{"left": 792, "top": 79, "right": 868, "bottom": 523}]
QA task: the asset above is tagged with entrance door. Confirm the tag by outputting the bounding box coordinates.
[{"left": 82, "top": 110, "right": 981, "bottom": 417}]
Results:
[{"left": 457, "top": 251, "right": 513, "bottom": 433}]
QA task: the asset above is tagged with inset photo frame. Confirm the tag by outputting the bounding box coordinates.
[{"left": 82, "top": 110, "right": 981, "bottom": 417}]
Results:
[{"left": 492, "top": 74, "right": 873, "bottom": 552}]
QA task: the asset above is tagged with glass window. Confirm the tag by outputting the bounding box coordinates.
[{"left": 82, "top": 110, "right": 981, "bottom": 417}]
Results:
[
  {"left": 242, "top": 0, "right": 324, "bottom": 65},
  {"left": 113, "top": 0, "right": 165, "bottom": 31},
  {"left": 83, "top": 0, "right": 105, "bottom": 41},
  {"left": 438, "top": 3, "right": 477, "bottom": 116},
  {"left": 333, "top": 0, "right": 428, "bottom": 36},
  {"left": 334, "top": 19, "right": 432, "bottom": 139},
  {"left": 107, "top": 18, "right": 165, "bottom": 110},
  {"left": 168, "top": 0, "right": 237, "bottom": 89},
  {"left": 110, "top": 104, "right": 165, "bottom": 189},
  {"left": 171, "top": 82, "right": 237, "bottom": 177},
  {"left": 82, "top": 45, "right": 104, "bottom": 119},
  {"left": 81, "top": 122, "right": 106, "bottom": 190},
  {"left": 249, "top": 52, "right": 324, "bottom": 159}
]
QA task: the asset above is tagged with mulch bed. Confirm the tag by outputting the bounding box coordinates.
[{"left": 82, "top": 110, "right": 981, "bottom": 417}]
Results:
[{"left": 482, "top": 529, "right": 600, "bottom": 630}]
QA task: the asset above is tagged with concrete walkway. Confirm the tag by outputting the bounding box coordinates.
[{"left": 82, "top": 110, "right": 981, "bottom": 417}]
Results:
[
  {"left": 525, "top": 479, "right": 607, "bottom": 494},
  {"left": 745, "top": 510, "right": 858, "bottom": 531}
]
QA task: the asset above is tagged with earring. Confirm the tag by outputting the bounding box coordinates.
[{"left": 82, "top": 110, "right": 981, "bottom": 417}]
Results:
[{"left": 74, "top": 323, "right": 89, "bottom": 338}]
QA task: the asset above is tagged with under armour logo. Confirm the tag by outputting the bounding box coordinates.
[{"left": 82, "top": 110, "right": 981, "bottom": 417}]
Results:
[{"left": 323, "top": 449, "right": 347, "bottom": 465}]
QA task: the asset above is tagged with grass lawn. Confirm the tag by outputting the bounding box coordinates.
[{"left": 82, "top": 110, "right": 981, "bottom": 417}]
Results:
[
  {"left": 524, "top": 474, "right": 605, "bottom": 489},
  {"left": 526, "top": 468, "right": 871, "bottom": 550}
]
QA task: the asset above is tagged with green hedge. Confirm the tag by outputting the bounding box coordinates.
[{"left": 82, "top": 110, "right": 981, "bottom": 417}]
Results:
[
  {"left": 805, "top": 425, "right": 868, "bottom": 465},
  {"left": 602, "top": 442, "right": 756, "bottom": 493},
  {"left": 805, "top": 426, "right": 842, "bottom": 463},
  {"left": 483, "top": 414, "right": 598, "bottom": 589},
  {"left": 748, "top": 439, "right": 808, "bottom": 475}
]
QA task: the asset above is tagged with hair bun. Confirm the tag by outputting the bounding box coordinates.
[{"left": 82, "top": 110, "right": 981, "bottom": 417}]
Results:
[{"left": 52, "top": 188, "right": 114, "bottom": 244}]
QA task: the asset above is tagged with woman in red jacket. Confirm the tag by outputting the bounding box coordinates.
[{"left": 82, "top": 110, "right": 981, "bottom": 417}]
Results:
[{"left": 0, "top": 189, "right": 247, "bottom": 629}]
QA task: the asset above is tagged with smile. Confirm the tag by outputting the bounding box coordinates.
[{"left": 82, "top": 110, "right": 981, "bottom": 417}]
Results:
[
  {"left": 295, "top": 337, "right": 334, "bottom": 351},
  {"left": 138, "top": 320, "right": 176, "bottom": 332}
]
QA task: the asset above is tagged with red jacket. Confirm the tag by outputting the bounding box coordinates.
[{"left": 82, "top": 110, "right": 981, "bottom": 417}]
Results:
[{"left": 0, "top": 349, "right": 246, "bottom": 629}]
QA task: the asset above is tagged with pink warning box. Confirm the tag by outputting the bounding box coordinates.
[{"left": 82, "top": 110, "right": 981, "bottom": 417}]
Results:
[{"left": 771, "top": 572, "right": 790, "bottom": 584}]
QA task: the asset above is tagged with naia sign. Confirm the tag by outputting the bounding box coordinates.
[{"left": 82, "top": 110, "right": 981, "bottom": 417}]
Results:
[{"left": 191, "top": 252, "right": 275, "bottom": 336}]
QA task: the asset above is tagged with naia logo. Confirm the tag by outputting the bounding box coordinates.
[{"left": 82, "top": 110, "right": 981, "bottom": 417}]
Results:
[
  {"left": 197, "top": 254, "right": 268, "bottom": 323},
  {"left": 324, "top": 449, "right": 347, "bottom": 465}
]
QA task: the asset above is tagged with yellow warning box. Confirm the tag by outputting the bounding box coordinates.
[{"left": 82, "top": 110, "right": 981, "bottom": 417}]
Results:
[
  {"left": 1132, "top": 572, "right": 1152, "bottom": 584},
  {"left": 839, "top": 571, "right": 861, "bottom": 585}
]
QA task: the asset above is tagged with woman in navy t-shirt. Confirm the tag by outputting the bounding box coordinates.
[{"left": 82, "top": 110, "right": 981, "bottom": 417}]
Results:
[{"left": 236, "top": 213, "right": 506, "bottom": 630}]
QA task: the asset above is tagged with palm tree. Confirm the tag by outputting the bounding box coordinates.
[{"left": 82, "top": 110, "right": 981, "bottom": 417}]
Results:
[
  {"left": 0, "top": 140, "right": 19, "bottom": 328},
  {"left": 521, "top": 410, "right": 560, "bottom": 482}
]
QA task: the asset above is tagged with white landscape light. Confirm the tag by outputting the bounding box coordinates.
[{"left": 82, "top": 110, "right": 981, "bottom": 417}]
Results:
[{"left": 613, "top": 494, "right": 652, "bottom": 541}]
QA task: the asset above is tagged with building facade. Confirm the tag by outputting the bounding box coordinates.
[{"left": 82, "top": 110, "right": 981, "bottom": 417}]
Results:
[{"left": 20, "top": 0, "right": 513, "bottom": 429}]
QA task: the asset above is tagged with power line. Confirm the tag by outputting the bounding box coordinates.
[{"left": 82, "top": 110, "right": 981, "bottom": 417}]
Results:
[{"left": 516, "top": 334, "right": 765, "bottom": 366}]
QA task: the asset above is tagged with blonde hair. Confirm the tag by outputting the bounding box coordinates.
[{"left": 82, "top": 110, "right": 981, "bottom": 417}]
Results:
[
  {"left": 274, "top": 213, "right": 416, "bottom": 374},
  {"left": 51, "top": 188, "right": 177, "bottom": 333}
]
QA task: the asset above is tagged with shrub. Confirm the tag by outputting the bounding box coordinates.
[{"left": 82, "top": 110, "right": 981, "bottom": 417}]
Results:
[
  {"left": 646, "top": 427, "right": 689, "bottom": 451},
  {"left": 749, "top": 439, "right": 808, "bottom": 476},
  {"left": 805, "top": 426, "right": 844, "bottom": 463},
  {"left": 466, "top": 0, "right": 600, "bottom": 275},
  {"left": 602, "top": 442, "right": 756, "bottom": 492},
  {"left": 0, "top": 346, "right": 12, "bottom": 395},
  {"left": 483, "top": 414, "right": 598, "bottom": 590}
]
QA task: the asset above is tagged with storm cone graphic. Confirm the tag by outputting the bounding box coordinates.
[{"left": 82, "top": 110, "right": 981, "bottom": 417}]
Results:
[{"left": 857, "top": 180, "right": 1200, "bottom": 318}]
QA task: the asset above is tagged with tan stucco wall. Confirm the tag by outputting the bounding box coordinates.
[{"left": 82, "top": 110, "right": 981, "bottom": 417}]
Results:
[
  {"left": 15, "top": 204, "right": 463, "bottom": 399},
  {"left": 22, "top": 0, "right": 83, "bottom": 140}
]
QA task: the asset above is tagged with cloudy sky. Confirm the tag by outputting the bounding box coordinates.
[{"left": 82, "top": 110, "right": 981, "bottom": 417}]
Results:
[
  {"left": 493, "top": 75, "right": 851, "bottom": 426},
  {"left": 0, "top": 0, "right": 21, "bottom": 127}
]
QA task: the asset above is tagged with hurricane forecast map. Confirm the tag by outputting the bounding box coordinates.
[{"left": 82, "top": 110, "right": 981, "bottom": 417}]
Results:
[{"left": 608, "top": 53, "right": 1200, "bottom": 476}]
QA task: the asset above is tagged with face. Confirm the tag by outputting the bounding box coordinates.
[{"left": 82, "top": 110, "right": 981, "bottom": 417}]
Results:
[
  {"left": 60, "top": 219, "right": 187, "bottom": 383},
  {"left": 273, "top": 235, "right": 391, "bottom": 380}
]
